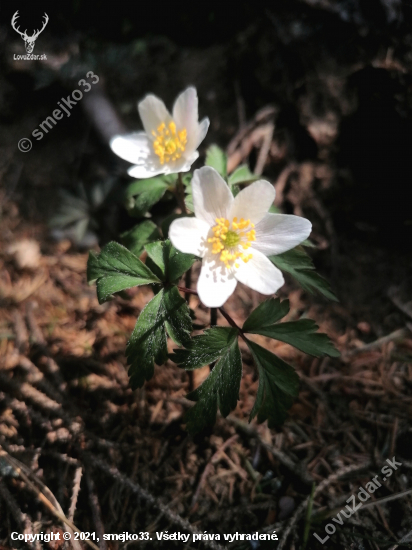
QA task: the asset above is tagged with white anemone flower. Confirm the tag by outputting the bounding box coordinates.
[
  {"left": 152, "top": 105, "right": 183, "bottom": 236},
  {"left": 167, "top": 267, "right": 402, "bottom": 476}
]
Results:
[
  {"left": 110, "top": 87, "right": 209, "bottom": 179},
  {"left": 169, "top": 167, "right": 312, "bottom": 308}
]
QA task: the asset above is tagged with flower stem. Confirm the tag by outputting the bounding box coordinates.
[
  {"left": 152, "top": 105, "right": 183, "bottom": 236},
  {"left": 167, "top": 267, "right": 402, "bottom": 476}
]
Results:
[
  {"left": 176, "top": 172, "right": 187, "bottom": 214},
  {"left": 184, "top": 268, "right": 192, "bottom": 304},
  {"left": 210, "top": 307, "right": 217, "bottom": 327},
  {"left": 218, "top": 307, "right": 249, "bottom": 344}
]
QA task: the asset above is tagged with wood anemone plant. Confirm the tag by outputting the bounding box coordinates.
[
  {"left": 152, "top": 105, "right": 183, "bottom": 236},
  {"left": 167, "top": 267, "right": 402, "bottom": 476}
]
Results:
[{"left": 88, "top": 88, "right": 339, "bottom": 434}]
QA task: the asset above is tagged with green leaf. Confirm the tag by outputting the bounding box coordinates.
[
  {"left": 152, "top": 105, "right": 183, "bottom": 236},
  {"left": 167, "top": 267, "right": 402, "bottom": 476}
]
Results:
[
  {"left": 161, "top": 212, "right": 186, "bottom": 239},
  {"left": 243, "top": 298, "right": 339, "bottom": 358},
  {"left": 243, "top": 298, "right": 290, "bottom": 332},
  {"left": 144, "top": 240, "right": 198, "bottom": 283},
  {"left": 125, "top": 177, "right": 169, "bottom": 216},
  {"left": 247, "top": 340, "right": 299, "bottom": 428},
  {"left": 205, "top": 144, "right": 227, "bottom": 178},
  {"left": 87, "top": 242, "right": 160, "bottom": 304},
  {"left": 121, "top": 220, "right": 161, "bottom": 257},
  {"left": 185, "top": 193, "right": 194, "bottom": 212},
  {"left": 127, "top": 286, "right": 192, "bottom": 388},
  {"left": 248, "top": 319, "right": 340, "bottom": 358},
  {"left": 269, "top": 247, "right": 338, "bottom": 301},
  {"left": 228, "top": 164, "right": 258, "bottom": 185},
  {"left": 177, "top": 328, "right": 242, "bottom": 433},
  {"left": 171, "top": 327, "right": 238, "bottom": 370}
]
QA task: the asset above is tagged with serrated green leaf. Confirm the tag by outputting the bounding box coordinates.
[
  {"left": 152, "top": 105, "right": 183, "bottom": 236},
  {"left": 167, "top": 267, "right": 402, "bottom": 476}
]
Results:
[
  {"left": 270, "top": 247, "right": 338, "bottom": 301},
  {"left": 243, "top": 298, "right": 290, "bottom": 332},
  {"left": 121, "top": 220, "right": 161, "bottom": 257},
  {"left": 87, "top": 242, "right": 160, "bottom": 304},
  {"left": 167, "top": 242, "right": 198, "bottom": 282},
  {"left": 249, "top": 319, "right": 339, "bottom": 358},
  {"left": 247, "top": 340, "right": 299, "bottom": 428},
  {"left": 144, "top": 240, "right": 197, "bottom": 283},
  {"left": 205, "top": 144, "right": 227, "bottom": 178},
  {"left": 228, "top": 164, "right": 258, "bottom": 185},
  {"left": 145, "top": 241, "right": 166, "bottom": 277},
  {"left": 171, "top": 327, "right": 238, "bottom": 370},
  {"left": 125, "top": 178, "right": 169, "bottom": 217},
  {"left": 127, "top": 286, "right": 192, "bottom": 389},
  {"left": 180, "top": 328, "right": 242, "bottom": 433}
]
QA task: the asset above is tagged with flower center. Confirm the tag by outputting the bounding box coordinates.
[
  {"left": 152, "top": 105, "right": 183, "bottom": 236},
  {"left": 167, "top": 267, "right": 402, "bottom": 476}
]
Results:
[
  {"left": 208, "top": 217, "right": 256, "bottom": 269},
  {"left": 152, "top": 121, "right": 187, "bottom": 165}
]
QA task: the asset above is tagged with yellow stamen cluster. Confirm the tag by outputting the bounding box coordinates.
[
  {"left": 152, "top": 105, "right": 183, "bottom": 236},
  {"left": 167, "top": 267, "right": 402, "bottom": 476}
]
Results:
[
  {"left": 152, "top": 121, "right": 187, "bottom": 165},
  {"left": 208, "top": 217, "right": 256, "bottom": 269}
]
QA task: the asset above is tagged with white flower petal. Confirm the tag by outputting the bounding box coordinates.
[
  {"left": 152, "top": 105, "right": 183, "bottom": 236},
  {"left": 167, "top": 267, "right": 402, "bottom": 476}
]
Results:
[
  {"left": 195, "top": 117, "right": 210, "bottom": 149},
  {"left": 110, "top": 133, "right": 151, "bottom": 164},
  {"left": 192, "top": 166, "right": 234, "bottom": 227},
  {"left": 235, "top": 248, "right": 284, "bottom": 295},
  {"left": 138, "top": 94, "right": 171, "bottom": 136},
  {"left": 253, "top": 214, "right": 312, "bottom": 256},
  {"left": 173, "top": 87, "right": 199, "bottom": 141},
  {"left": 127, "top": 164, "right": 165, "bottom": 178},
  {"left": 197, "top": 256, "right": 237, "bottom": 307},
  {"left": 169, "top": 151, "right": 199, "bottom": 174},
  {"left": 229, "top": 180, "right": 276, "bottom": 225},
  {"left": 169, "top": 217, "right": 209, "bottom": 257}
]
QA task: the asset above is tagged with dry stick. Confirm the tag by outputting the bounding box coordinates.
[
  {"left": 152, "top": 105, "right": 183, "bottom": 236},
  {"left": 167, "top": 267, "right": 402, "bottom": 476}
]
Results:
[
  {"left": 67, "top": 467, "right": 83, "bottom": 523},
  {"left": 192, "top": 434, "right": 238, "bottom": 506},
  {"left": 388, "top": 525, "right": 412, "bottom": 550},
  {"left": 224, "top": 415, "right": 313, "bottom": 486},
  {"left": 85, "top": 471, "right": 108, "bottom": 550},
  {"left": 0, "top": 481, "right": 33, "bottom": 538},
  {"left": 277, "top": 461, "right": 372, "bottom": 550},
  {"left": 88, "top": 455, "right": 226, "bottom": 550},
  {"left": 344, "top": 328, "right": 410, "bottom": 358},
  {"left": 0, "top": 449, "right": 94, "bottom": 550}
]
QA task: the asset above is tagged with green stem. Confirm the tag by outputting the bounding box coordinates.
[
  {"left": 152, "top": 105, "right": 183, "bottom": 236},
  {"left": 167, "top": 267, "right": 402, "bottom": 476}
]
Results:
[
  {"left": 176, "top": 172, "right": 187, "bottom": 214},
  {"left": 210, "top": 307, "right": 217, "bottom": 327}
]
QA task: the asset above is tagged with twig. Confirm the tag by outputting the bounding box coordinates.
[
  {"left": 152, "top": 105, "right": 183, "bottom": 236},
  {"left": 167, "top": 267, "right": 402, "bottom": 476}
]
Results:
[
  {"left": 224, "top": 415, "right": 313, "bottom": 486},
  {"left": 0, "top": 448, "right": 92, "bottom": 550},
  {"left": 87, "top": 455, "right": 226, "bottom": 550},
  {"left": 277, "top": 460, "right": 372, "bottom": 549},
  {"left": 0, "top": 481, "right": 34, "bottom": 539},
  {"left": 192, "top": 435, "right": 238, "bottom": 506},
  {"left": 67, "top": 467, "right": 83, "bottom": 523},
  {"left": 85, "top": 471, "right": 107, "bottom": 550},
  {"left": 344, "top": 328, "right": 410, "bottom": 358}
]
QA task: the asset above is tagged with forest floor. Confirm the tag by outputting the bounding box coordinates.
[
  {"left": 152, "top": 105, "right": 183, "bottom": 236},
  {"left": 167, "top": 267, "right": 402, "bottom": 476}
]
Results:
[{"left": 1, "top": 2, "right": 412, "bottom": 548}]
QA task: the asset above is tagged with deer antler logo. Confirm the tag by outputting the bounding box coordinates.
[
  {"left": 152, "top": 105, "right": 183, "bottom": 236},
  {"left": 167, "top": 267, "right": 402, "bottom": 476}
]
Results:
[{"left": 11, "top": 11, "right": 49, "bottom": 54}]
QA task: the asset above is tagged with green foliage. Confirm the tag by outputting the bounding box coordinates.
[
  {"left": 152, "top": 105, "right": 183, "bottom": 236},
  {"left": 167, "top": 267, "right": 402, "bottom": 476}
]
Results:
[
  {"left": 161, "top": 213, "right": 186, "bottom": 238},
  {"left": 172, "top": 328, "right": 242, "bottom": 433},
  {"left": 243, "top": 298, "right": 339, "bottom": 357},
  {"left": 227, "top": 164, "right": 258, "bottom": 186},
  {"left": 127, "top": 287, "right": 192, "bottom": 389},
  {"left": 247, "top": 340, "right": 300, "bottom": 428},
  {"left": 49, "top": 179, "right": 117, "bottom": 245},
  {"left": 250, "top": 320, "right": 340, "bottom": 358},
  {"left": 121, "top": 220, "right": 161, "bottom": 256},
  {"left": 144, "top": 240, "right": 198, "bottom": 283},
  {"left": 243, "top": 298, "right": 290, "bottom": 332},
  {"left": 270, "top": 246, "right": 338, "bottom": 301},
  {"left": 125, "top": 176, "right": 174, "bottom": 217},
  {"left": 171, "top": 327, "right": 238, "bottom": 370},
  {"left": 87, "top": 242, "right": 160, "bottom": 304},
  {"left": 205, "top": 144, "right": 227, "bottom": 178}
]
